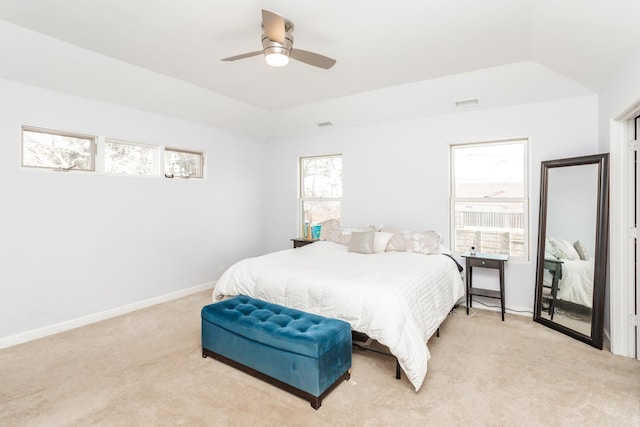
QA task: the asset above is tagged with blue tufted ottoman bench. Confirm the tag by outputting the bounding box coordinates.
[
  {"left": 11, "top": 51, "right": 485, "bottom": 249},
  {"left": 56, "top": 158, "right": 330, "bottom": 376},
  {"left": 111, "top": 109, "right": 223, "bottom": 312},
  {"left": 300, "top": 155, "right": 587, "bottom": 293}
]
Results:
[{"left": 201, "top": 295, "right": 352, "bottom": 409}]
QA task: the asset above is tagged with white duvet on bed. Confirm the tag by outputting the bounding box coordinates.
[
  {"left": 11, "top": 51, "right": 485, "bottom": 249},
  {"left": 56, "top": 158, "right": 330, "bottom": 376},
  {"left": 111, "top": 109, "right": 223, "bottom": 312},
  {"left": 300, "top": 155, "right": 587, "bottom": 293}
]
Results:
[
  {"left": 543, "top": 258, "right": 594, "bottom": 308},
  {"left": 212, "top": 241, "right": 465, "bottom": 391}
]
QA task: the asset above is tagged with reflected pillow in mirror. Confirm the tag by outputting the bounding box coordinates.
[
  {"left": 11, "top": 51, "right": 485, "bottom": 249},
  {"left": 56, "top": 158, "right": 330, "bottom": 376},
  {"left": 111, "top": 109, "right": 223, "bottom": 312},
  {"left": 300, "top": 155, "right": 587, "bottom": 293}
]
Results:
[
  {"left": 574, "top": 240, "right": 590, "bottom": 261},
  {"left": 549, "top": 237, "right": 580, "bottom": 260}
]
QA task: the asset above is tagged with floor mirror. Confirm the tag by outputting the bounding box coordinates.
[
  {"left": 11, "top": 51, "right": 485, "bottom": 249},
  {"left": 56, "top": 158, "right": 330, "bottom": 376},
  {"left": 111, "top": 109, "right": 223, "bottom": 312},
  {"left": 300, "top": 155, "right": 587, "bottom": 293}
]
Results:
[{"left": 533, "top": 153, "right": 609, "bottom": 349}]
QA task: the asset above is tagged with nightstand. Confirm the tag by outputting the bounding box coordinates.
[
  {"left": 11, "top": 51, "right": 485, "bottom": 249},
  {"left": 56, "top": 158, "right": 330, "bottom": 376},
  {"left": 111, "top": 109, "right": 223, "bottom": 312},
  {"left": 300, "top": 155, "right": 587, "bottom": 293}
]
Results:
[
  {"left": 542, "top": 258, "right": 563, "bottom": 320},
  {"left": 462, "top": 252, "right": 509, "bottom": 321},
  {"left": 290, "top": 238, "right": 316, "bottom": 248}
]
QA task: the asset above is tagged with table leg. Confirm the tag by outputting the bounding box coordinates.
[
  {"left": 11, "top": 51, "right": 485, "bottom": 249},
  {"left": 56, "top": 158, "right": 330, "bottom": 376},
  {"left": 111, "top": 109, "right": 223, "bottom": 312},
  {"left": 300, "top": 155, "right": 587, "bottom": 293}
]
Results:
[{"left": 499, "top": 263, "right": 505, "bottom": 321}]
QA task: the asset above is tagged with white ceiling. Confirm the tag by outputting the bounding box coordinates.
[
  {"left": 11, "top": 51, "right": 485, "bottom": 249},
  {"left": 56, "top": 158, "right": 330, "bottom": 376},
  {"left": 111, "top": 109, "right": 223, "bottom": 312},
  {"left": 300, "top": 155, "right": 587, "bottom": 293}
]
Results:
[{"left": 0, "top": 0, "right": 639, "bottom": 138}]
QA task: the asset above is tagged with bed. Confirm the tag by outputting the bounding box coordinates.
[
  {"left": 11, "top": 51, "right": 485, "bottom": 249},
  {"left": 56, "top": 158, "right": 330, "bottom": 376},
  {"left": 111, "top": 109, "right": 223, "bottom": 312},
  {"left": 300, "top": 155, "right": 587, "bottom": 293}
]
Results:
[
  {"left": 543, "top": 258, "right": 594, "bottom": 308},
  {"left": 212, "top": 239, "right": 465, "bottom": 391}
]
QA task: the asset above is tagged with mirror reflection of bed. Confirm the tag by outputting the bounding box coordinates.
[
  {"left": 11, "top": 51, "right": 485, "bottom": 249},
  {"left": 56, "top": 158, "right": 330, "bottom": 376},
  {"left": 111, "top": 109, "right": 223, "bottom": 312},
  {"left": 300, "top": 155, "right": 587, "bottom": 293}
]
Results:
[
  {"left": 541, "top": 238, "right": 594, "bottom": 336},
  {"left": 540, "top": 163, "right": 599, "bottom": 338}
]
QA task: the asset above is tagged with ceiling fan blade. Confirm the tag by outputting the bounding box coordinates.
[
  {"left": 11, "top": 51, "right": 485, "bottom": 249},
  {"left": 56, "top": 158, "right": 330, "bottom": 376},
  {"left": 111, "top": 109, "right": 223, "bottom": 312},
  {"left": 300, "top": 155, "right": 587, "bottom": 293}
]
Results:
[
  {"left": 290, "top": 49, "right": 336, "bottom": 70},
  {"left": 262, "top": 9, "right": 285, "bottom": 44},
  {"left": 220, "top": 51, "right": 263, "bottom": 62}
]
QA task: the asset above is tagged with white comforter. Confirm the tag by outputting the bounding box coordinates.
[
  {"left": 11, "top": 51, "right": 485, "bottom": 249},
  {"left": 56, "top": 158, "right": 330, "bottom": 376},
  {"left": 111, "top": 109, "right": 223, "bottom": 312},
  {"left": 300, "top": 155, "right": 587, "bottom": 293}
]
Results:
[
  {"left": 212, "top": 241, "right": 465, "bottom": 391},
  {"left": 543, "top": 258, "right": 594, "bottom": 308}
]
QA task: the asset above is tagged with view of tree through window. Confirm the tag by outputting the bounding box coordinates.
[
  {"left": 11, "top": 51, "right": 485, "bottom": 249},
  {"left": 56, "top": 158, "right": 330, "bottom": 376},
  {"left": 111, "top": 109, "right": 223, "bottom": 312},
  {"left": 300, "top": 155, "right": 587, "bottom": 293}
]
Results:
[
  {"left": 451, "top": 140, "right": 528, "bottom": 259},
  {"left": 105, "top": 140, "right": 157, "bottom": 175},
  {"left": 22, "top": 128, "right": 95, "bottom": 171},
  {"left": 165, "top": 149, "right": 203, "bottom": 178},
  {"left": 300, "top": 155, "right": 342, "bottom": 226}
]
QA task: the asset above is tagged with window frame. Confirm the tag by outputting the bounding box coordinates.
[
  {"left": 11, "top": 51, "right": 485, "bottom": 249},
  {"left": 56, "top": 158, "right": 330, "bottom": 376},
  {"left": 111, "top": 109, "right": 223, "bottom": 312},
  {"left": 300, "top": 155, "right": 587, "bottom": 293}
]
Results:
[
  {"left": 298, "top": 153, "right": 343, "bottom": 233},
  {"left": 21, "top": 125, "right": 97, "bottom": 172},
  {"left": 449, "top": 138, "right": 530, "bottom": 261}
]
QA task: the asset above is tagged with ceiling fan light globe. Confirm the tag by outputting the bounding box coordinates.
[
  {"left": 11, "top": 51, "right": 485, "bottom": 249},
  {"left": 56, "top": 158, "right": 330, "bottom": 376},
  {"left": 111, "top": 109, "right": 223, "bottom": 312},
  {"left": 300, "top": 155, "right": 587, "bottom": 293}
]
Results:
[{"left": 265, "top": 53, "right": 289, "bottom": 67}]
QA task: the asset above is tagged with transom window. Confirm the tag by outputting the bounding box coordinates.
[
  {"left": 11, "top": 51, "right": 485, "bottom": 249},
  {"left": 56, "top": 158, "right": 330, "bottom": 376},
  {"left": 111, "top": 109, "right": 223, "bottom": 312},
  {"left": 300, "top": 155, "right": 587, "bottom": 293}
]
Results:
[
  {"left": 20, "top": 126, "right": 203, "bottom": 180},
  {"left": 165, "top": 148, "right": 204, "bottom": 179},
  {"left": 450, "top": 139, "right": 529, "bottom": 260},
  {"left": 299, "top": 154, "right": 342, "bottom": 228},
  {"left": 105, "top": 139, "right": 160, "bottom": 176},
  {"left": 22, "top": 126, "right": 96, "bottom": 171}
]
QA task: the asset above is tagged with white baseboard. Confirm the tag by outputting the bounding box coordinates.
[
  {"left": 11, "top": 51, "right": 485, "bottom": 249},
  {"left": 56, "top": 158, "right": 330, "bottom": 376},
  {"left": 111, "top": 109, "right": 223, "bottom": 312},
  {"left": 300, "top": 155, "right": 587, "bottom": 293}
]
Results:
[{"left": 0, "top": 281, "right": 216, "bottom": 350}]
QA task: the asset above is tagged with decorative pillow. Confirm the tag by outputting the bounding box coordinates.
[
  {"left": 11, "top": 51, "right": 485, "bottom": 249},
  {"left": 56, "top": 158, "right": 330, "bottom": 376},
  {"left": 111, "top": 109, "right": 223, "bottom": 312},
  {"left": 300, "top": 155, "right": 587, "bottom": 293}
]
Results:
[
  {"left": 317, "top": 219, "right": 340, "bottom": 241},
  {"left": 373, "top": 232, "right": 394, "bottom": 254},
  {"left": 330, "top": 225, "right": 376, "bottom": 246},
  {"left": 574, "top": 240, "right": 590, "bottom": 261},
  {"left": 548, "top": 237, "right": 580, "bottom": 260},
  {"left": 402, "top": 230, "right": 442, "bottom": 255},
  {"left": 348, "top": 231, "right": 375, "bottom": 254},
  {"left": 380, "top": 226, "right": 405, "bottom": 251}
]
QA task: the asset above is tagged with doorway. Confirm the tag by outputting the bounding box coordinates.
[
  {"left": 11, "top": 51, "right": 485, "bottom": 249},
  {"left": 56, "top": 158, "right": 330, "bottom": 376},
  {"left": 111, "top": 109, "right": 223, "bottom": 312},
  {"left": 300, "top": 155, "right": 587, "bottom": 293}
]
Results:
[
  {"left": 610, "top": 103, "right": 640, "bottom": 361},
  {"left": 635, "top": 115, "right": 640, "bottom": 360}
]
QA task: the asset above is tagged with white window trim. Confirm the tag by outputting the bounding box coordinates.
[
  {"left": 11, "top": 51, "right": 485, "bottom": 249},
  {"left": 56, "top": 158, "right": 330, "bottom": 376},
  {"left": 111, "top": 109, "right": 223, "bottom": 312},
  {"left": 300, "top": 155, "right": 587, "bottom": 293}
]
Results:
[{"left": 449, "top": 137, "right": 530, "bottom": 261}]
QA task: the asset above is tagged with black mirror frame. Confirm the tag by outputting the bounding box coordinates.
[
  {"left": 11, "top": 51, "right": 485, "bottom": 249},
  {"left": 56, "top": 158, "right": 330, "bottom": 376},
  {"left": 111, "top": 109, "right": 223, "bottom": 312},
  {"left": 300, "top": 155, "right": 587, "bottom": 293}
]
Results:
[{"left": 533, "top": 153, "right": 609, "bottom": 349}]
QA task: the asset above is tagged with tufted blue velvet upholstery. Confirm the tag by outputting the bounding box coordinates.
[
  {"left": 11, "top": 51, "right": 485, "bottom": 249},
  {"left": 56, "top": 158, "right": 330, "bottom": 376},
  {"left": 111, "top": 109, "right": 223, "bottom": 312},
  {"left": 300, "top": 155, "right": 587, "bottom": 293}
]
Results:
[{"left": 201, "top": 295, "right": 352, "bottom": 400}]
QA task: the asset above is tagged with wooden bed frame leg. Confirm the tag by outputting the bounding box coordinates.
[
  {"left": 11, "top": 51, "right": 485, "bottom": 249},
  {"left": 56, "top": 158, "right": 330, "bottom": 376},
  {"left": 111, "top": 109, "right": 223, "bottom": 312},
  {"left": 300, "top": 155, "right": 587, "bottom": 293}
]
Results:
[
  {"left": 395, "top": 360, "right": 401, "bottom": 380},
  {"left": 436, "top": 327, "right": 440, "bottom": 337}
]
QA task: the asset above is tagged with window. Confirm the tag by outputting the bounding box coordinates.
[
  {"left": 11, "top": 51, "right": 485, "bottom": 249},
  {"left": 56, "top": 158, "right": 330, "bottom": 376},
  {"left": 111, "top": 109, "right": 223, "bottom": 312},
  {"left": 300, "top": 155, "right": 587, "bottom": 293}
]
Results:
[
  {"left": 165, "top": 148, "right": 204, "bottom": 179},
  {"left": 299, "top": 154, "right": 342, "bottom": 227},
  {"left": 450, "top": 139, "right": 529, "bottom": 259},
  {"left": 21, "top": 125, "right": 204, "bottom": 180},
  {"left": 104, "top": 139, "right": 159, "bottom": 176},
  {"left": 22, "top": 126, "right": 96, "bottom": 171}
]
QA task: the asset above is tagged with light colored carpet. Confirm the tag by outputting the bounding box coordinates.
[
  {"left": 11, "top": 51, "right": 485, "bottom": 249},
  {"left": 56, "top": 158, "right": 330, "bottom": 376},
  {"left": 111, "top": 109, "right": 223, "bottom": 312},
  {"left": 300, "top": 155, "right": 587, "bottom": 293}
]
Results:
[{"left": 1, "top": 290, "right": 638, "bottom": 427}]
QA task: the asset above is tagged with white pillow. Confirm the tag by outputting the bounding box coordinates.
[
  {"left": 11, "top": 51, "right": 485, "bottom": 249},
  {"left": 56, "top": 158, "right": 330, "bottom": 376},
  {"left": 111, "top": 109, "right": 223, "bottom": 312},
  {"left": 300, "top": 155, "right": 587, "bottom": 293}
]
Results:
[
  {"left": 348, "top": 231, "right": 375, "bottom": 254},
  {"left": 373, "top": 232, "right": 394, "bottom": 254},
  {"left": 380, "top": 226, "right": 405, "bottom": 251},
  {"left": 317, "top": 219, "right": 340, "bottom": 241},
  {"left": 573, "top": 240, "right": 590, "bottom": 261},
  {"left": 549, "top": 237, "right": 580, "bottom": 260},
  {"left": 330, "top": 225, "right": 376, "bottom": 246}
]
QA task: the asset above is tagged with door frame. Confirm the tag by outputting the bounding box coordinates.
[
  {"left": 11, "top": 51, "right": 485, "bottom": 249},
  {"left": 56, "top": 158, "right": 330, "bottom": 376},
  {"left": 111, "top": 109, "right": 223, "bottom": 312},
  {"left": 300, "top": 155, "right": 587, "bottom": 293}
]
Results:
[{"left": 610, "top": 100, "right": 640, "bottom": 359}]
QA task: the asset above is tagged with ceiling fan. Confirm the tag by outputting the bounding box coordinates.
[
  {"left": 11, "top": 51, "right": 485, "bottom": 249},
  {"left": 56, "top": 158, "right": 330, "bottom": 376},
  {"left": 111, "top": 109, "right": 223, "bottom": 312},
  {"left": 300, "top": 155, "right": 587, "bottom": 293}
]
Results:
[{"left": 221, "top": 9, "right": 336, "bottom": 70}]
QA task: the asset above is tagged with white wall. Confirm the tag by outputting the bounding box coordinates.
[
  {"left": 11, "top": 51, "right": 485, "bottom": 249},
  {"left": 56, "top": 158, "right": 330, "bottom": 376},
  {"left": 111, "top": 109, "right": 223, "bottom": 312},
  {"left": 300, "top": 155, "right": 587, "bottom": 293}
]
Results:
[
  {"left": 546, "top": 164, "right": 599, "bottom": 252},
  {"left": 0, "top": 79, "right": 266, "bottom": 343},
  {"left": 265, "top": 95, "right": 600, "bottom": 312}
]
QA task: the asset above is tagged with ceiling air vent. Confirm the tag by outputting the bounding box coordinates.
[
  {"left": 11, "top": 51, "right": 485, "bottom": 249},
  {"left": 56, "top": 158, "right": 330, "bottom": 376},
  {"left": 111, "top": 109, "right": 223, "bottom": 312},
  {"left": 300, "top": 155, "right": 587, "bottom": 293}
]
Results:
[
  {"left": 454, "top": 98, "right": 480, "bottom": 108},
  {"left": 317, "top": 121, "right": 333, "bottom": 128}
]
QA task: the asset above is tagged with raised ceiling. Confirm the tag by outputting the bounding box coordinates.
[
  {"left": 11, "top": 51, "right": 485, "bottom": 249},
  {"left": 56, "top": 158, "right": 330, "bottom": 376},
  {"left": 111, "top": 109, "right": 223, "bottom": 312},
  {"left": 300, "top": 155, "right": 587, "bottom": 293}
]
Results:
[{"left": 0, "top": 0, "right": 638, "bottom": 137}]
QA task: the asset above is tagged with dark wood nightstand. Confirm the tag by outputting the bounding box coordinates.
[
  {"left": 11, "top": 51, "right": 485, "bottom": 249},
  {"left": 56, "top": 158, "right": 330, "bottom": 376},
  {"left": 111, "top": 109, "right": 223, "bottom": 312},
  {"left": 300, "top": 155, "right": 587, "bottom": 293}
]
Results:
[
  {"left": 542, "top": 258, "right": 563, "bottom": 320},
  {"left": 291, "top": 238, "right": 317, "bottom": 248},
  {"left": 462, "top": 252, "right": 509, "bottom": 321}
]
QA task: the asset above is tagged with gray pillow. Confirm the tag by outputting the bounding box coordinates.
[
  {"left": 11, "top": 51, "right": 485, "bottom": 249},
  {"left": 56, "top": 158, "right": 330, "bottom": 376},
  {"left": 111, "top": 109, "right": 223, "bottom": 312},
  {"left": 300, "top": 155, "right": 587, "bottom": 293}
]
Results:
[
  {"left": 348, "top": 231, "right": 375, "bottom": 254},
  {"left": 574, "top": 240, "right": 590, "bottom": 261}
]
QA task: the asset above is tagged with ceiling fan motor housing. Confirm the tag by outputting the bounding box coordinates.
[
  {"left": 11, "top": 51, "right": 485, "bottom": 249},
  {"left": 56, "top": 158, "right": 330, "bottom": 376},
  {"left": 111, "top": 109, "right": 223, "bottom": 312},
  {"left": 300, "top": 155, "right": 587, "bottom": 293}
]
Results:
[{"left": 262, "top": 33, "right": 294, "bottom": 58}]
